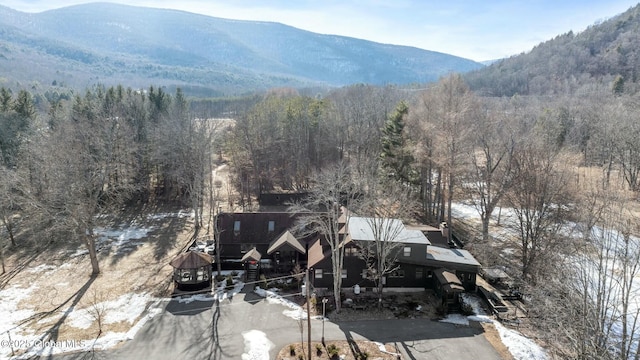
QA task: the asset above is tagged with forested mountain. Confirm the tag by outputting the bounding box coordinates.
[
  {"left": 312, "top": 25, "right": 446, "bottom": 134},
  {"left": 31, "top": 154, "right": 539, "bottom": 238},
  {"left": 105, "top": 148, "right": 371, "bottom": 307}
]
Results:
[
  {"left": 465, "top": 4, "right": 640, "bottom": 96},
  {"left": 5, "top": 3, "right": 640, "bottom": 359},
  {"left": 0, "top": 3, "right": 482, "bottom": 95}
]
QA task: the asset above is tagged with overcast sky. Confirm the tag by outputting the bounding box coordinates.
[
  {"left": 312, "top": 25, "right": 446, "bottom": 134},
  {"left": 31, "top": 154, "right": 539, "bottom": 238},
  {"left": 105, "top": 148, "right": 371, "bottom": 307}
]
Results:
[{"left": 3, "top": 0, "right": 639, "bottom": 61}]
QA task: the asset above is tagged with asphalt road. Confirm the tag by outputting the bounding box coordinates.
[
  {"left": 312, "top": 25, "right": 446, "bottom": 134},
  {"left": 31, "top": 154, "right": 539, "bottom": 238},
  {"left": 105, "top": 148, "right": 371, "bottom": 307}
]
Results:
[{"left": 57, "top": 286, "right": 501, "bottom": 360}]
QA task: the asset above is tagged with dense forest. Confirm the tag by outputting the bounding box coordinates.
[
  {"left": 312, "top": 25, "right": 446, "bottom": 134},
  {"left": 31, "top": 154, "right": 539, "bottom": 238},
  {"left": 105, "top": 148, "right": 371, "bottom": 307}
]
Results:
[
  {"left": 3, "top": 3, "right": 640, "bottom": 360},
  {"left": 465, "top": 4, "right": 640, "bottom": 96}
]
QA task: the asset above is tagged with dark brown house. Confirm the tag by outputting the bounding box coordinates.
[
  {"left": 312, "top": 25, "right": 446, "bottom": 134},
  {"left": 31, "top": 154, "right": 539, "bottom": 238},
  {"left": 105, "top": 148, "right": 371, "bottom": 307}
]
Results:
[
  {"left": 307, "top": 216, "right": 481, "bottom": 300},
  {"left": 216, "top": 212, "right": 316, "bottom": 272},
  {"left": 216, "top": 211, "right": 481, "bottom": 298}
]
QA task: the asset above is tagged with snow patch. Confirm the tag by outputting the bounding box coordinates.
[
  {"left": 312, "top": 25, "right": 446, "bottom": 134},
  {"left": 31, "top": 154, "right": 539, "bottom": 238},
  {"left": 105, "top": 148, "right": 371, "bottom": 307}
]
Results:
[
  {"left": 94, "top": 225, "right": 151, "bottom": 254},
  {"left": 0, "top": 285, "right": 36, "bottom": 334},
  {"left": 14, "top": 295, "right": 163, "bottom": 358},
  {"left": 494, "top": 321, "right": 547, "bottom": 360},
  {"left": 254, "top": 287, "right": 306, "bottom": 320},
  {"left": 146, "top": 210, "right": 194, "bottom": 221},
  {"left": 26, "top": 264, "right": 57, "bottom": 274},
  {"left": 440, "top": 294, "right": 546, "bottom": 360},
  {"left": 176, "top": 293, "right": 215, "bottom": 304},
  {"left": 374, "top": 341, "right": 401, "bottom": 356},
  {"left": 67, "top": 293, "right": 151, "bottom": 329},
  {"left": 241, "top": 329, "right": 273, "bottom": 360}
]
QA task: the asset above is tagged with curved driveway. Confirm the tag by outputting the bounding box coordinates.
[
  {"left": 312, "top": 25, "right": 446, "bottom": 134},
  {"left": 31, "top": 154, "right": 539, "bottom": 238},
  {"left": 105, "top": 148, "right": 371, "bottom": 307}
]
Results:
[{"left": 59, "top": 286, "right": 501, "bottom": 360}]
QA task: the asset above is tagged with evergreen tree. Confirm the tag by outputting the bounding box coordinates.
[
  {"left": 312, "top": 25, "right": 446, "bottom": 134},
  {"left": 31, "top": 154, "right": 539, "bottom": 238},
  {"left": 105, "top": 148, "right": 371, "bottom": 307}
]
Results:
[
  {"left": 0, "top": 88, "right": 11, "bottom": 112},
  {"left": 380, "top": 101, "right": 415, "bottom": 184},
  {"left": 612, "top": 74, "right": 625, "bottom": 96},
  {"left": 0, "top": 89, "right": 35, "bottom": 167}
]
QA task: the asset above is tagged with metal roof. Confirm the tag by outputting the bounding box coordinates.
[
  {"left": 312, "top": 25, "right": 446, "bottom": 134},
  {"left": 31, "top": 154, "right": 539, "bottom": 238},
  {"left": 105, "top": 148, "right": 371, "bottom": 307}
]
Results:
[
  {"left": 347, "top": 216, "right": 431, "bottom": 245},
  {"left": 427, "top": 247, "right": 481, "bottom": 267}
]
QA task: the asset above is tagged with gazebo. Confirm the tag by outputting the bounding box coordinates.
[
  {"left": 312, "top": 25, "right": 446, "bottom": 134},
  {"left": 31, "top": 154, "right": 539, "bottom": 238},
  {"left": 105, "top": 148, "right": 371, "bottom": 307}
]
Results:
[{"left": 170, "top": 251, "right": 212, "bottom": 290}]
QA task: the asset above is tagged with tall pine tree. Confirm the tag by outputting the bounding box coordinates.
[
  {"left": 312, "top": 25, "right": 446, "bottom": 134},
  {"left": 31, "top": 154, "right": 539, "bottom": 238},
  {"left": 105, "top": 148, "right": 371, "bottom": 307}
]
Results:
[{"left": 380, "top": 101, "right": 415, "bottom": 184}]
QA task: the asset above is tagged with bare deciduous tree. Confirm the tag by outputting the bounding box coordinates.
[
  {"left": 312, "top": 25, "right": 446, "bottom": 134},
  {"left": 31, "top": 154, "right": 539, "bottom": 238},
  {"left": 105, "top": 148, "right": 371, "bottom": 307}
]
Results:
[
  {"left": 289, "top": 162, "right": 359, "bottom": 313},
  {"left": 357, "top": 177, "right": 418, "bottom": 307},
  {"left": 466, "top": 100, "right": 517, "bottom": 242},
  {"left": 412, "top": 74, "right": 475, "bottom": 236},
  {"left": 506, "top": 140, "right": 572, "bottom": 282}
]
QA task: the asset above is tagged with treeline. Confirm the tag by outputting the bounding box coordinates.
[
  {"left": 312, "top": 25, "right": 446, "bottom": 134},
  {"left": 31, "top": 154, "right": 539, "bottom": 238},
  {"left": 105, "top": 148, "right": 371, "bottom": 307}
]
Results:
[
  {"left": 465, "top": 4, "right": 640, "bottom": 97},
  {"left": 2, "top": 70, "right": 640, "bottom": 357},
  {"left": 0, "top": 85, "right": 220, "bottom": 274},
  {"left": 225, "top": 76, "right": 640, "bottom": 359}
]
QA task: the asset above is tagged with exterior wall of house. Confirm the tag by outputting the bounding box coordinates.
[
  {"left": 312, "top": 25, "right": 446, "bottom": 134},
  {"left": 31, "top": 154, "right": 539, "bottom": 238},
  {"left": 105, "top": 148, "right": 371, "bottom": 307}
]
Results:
[
  {"left": 311, "top": 257, "right": 440, "bottom": 290},
  {"left": 455, "top": 270, "right": 477, "bottom": 291},
  {"left": 215, "top": 212, "right": 481, "bottom": 291},
  {"left": 217, "top": 212, "right": 305, "bottom": 260},
  {"left": 397, "top": 243, "right": 430, "bottom": 266}
]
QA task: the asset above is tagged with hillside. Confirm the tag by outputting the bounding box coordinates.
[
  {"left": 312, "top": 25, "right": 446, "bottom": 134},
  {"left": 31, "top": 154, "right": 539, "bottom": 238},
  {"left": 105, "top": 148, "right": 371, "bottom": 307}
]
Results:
[
  {"left": 0, "top": 3, "right": 482, "bottom": 95},
  {"left": 465, "top": 4, "right": 640, "bottom": 96}
]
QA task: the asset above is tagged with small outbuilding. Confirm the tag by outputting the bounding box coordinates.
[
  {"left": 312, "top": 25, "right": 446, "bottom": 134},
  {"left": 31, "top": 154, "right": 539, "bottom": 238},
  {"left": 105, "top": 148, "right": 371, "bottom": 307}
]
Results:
[
  {"left": 241, "top": 247, "right": 262, "bottom": 281},
  {"left": 170, "top": 251, "right": 212, "bottom": 290},
  {"left": 433, "top": 268, "right": 465, "bottom": 308}
]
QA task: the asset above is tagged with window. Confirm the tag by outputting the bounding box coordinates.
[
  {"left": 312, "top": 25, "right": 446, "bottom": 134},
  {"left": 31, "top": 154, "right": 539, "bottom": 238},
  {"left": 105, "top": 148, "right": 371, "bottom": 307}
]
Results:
[
  {"left": 403, "top": 246, "right": 411, "bottom": 257},
  {"left": 389, "top": 269, "right": 405, "bottom": 278},
  {"left": 345, "top": 247, "right": 358, "bottom": 256},
  {"left": 341, "top": 269, "right": 348, "bottom": 279},
  {"left": 361, "top": 268, "right": 376, "bottom": 279},
  {"left": 416, "top": 267, "right": 423, "bottom": 279},
  {"left": 234, "top": 220, "right": 241, "bottom": 234},
  {"left": 268, "top": 221, "right": 275, "bottom": 232},
  {"left": 315, "top": 269, "right": 323, "bottom": 279}
]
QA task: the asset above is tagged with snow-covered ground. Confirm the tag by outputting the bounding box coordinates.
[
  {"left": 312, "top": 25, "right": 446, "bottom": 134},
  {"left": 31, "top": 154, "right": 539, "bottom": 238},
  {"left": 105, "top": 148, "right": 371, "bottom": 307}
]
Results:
[
  {"left": 0, "top": 283, "right": 164, "bottom": 359},
  {"left": 448, "top": 203, "right": 550, "bottom": 360},
  {"left": 1, "top": 268, "right": 245, "bottom": 359},
  {"left": 440, "top": 293, "right": 547, "bottom": 360},
  {"left": 241, "top": 330, "right": 274, "bottom": 360},
  {"left": 0, "top": 212, "right": 192, "bottom": 359},
  {"left": 253, "top": 287, "right": 317, "bottom": 321},
  {"left": 454, "top": 200, "right": 640, "bottom": 358}
]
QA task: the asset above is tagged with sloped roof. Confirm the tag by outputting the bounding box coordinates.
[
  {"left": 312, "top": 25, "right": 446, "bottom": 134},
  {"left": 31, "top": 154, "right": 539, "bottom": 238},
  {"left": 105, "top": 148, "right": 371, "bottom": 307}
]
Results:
[
  {"left": 434, "top": 268, "right": 465, "bottom": 292},
  {"left": 307, "top": 238, "right": 328, "bottom": 268},
  {"left": 170, "top": 251, "right": 212, "bottom": 269},
  {"left": 483, "top": 267, "right": 510, "bottom": 281},
  {"left": 347, "top": 216, "right": 431, "bottom": 245},
  {"left": 241, "top": 247, "right": 262, "bottom": 262},
  {"left": 267, "top": 230, "right": 305, "bottom": 254},
  {"left": 427, "top": 247, "right": 481, "bottom": 267},
  {"left": 337, "top": 206, "right": 355, "bottom": 224}
]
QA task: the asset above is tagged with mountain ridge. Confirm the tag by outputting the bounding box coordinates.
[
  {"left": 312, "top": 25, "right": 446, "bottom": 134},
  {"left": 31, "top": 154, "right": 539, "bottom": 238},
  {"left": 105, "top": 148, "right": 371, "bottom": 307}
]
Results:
[
  {"left": 0, "top": 3, "right": 483, "bottom": 95},
  {"left": 464, "top": 4, "right": 640, "bottom": 96}
]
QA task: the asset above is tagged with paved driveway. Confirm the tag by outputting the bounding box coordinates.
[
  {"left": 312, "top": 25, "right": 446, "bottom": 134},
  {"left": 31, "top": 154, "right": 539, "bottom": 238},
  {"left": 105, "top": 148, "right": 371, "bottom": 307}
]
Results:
[{"left": 59, "top": 286, "right": 500, "bottom": 360}]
